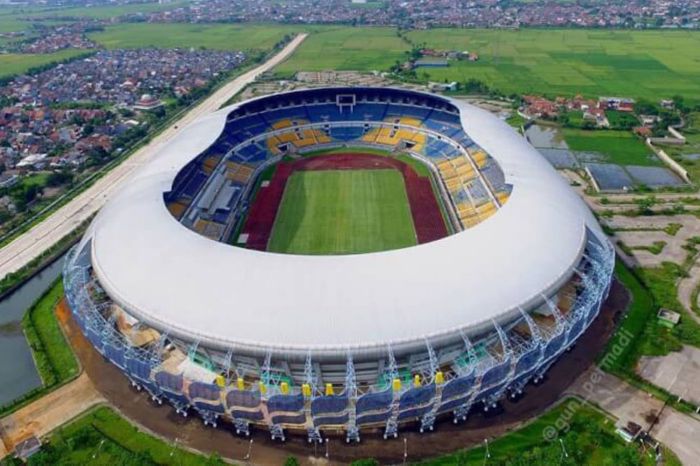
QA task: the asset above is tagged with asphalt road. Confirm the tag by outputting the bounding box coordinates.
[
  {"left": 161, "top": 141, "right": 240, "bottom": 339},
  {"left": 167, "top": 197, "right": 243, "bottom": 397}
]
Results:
[{"left": 0, "top": 33, "right": 307, "bottom": 281}]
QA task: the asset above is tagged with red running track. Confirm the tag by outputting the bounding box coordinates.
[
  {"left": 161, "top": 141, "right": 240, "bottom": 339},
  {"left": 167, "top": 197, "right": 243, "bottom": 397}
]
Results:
[{"left": 241, "top": 153, "right": 448, "bottom": 251}]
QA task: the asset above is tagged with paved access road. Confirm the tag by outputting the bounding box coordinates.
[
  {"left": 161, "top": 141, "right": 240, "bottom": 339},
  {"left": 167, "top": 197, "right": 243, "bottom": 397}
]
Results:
[
  {"left": 0, "top": 33, "right": 307, "bottom": 280},
  {"left": 568, "top": 368, "right": 700, "bottom": 466}
]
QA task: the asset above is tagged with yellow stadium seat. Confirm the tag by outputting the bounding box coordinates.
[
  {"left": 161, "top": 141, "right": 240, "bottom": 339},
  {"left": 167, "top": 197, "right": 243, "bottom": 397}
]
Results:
[{"left": 167, "top": 201, "right": 187, "bottom": 219}]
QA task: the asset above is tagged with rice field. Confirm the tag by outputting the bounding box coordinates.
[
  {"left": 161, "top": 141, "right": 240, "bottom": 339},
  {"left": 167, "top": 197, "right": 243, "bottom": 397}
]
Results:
[{"left": 404, "top": 28, "right": 700, "bottom": 102}]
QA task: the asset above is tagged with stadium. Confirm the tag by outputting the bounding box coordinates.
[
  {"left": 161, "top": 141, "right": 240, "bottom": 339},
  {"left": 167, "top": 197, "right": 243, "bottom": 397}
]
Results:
[{"left": 63, "top": 87, "right": 615, "bottom": 443}]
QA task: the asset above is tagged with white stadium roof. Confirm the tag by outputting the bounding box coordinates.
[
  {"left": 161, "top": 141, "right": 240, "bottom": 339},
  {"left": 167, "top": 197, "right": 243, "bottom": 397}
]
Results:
[{"left": 81, "top": 90, "right": 604, "bottom": 359}]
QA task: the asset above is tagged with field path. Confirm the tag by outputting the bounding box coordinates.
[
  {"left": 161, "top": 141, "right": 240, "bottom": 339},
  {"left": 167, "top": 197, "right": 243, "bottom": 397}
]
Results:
[
  {"left": 0, "top": 33, "right": 307, "bottom": 280},
  {"left": 0, "top": 374, "right": 105, "bottom": 459},
  {"left": 677, "top": 262, "right": 700, "bottom": 326}
]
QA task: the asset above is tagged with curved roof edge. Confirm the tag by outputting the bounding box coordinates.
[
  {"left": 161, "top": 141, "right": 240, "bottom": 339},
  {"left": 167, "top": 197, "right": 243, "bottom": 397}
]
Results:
[{"left": 81, "top": 87, "right": 602, "bottom": 359}]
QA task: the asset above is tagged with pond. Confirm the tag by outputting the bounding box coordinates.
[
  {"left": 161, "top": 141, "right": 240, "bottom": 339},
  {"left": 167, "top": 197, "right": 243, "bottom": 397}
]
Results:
[{"left": 0, "top": 253, "right": 66, "bottom": 407}]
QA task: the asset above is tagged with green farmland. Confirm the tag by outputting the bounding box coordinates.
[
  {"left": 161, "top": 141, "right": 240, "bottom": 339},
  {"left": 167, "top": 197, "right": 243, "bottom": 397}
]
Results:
[
  {"left": 0, "top": 1, "right": 189, "bottom": 34},
  {"left": 403, "top": 28, "right": 700, "bottom": 102},
  {"left": 273, "top": 26, "right": 409, "bottom": 76},
  {"left": 563, "top": 129, "right": 660, "bottom": 166},
  {"left": 268, "top": 169, "right": 416, "bottom": 254},
  {"left": 90, "top": 23, "right": 303, "bottom": 51},
  {"left": 0, "top": 49, "right": 89, "bottom": 78}
]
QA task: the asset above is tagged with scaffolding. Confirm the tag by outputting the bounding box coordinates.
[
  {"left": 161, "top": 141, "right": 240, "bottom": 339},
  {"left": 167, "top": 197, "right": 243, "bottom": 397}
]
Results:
[{"left": 62, "top": 233, "right": 615, "bottom": 439}]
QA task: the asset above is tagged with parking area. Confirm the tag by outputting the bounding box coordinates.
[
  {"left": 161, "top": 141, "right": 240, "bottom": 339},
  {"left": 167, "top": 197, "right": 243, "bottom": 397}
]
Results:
[{"left": 638, "top": 345, "right": 700, "bottom": 407}]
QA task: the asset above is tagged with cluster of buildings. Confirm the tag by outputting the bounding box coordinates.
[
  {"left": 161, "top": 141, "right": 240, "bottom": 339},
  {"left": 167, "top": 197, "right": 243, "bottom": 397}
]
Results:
[
  {"left": 0, "top": 48, "right": 245, "bottom": 218},
  {"left": 133, "top": 0, "right": 700, "bottom": 29},
  {"left": 15, "top": 22, "right": 100, "bottom": 54},
  {"left": 1, "top": 0, "right": 699, "bottom": 53},
  {"left": 136, "top": 0, "right": 393, "bottom": 25},
  {"left": 2, "top": 48, "right": 244, "bottom": 108},
  {"left": 521, "top": 95, "right": 636, "bottom": 128}
]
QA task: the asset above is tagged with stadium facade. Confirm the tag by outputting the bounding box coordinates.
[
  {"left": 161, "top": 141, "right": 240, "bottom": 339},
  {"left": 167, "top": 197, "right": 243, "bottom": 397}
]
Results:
[{"left": 64, "top": 87, "right": 615, "bottom": 442}]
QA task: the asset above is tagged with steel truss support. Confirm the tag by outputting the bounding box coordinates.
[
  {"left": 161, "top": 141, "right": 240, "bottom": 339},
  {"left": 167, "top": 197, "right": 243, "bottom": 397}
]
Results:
[
  {"left": 345, "top": 353, "right": 360, "bottom": 443},
  {"left": 303, "top": 353, "right": 323, "bottom": 444},
  {"left": 453, "top": 333, "right": 479, "bottom": 424},
  {"left": 483, "top": 321, "right": 514, "bottom": 411},
  {"left": 420, "top": 340, "right": 442, "bottom": 433},
  {"left": 507, "top": 310, "right": 544, "bottom": 399},
  {"left": 383, "top": 346, "right": 400, "bottom": 439},
  {"left": 261, "top": 350, "right": 285, "bottom": 441},
  {"left": 224, "top": 349, "right": 250, "bottom": 437}
]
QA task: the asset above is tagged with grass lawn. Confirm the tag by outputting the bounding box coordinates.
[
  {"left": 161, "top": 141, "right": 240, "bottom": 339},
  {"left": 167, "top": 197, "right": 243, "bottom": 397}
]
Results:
[
  {"left": 562, "top": 129, "right": 660, "bottom": 166},
  {"left": 0, "top": 49, "right": 90, "bottom": 78},
  {"left": 268, "top": 169, "right": 416, "bottom": 254},
  {"left": 404, "top": 28, "right": 700, "bottom": 102},
  {"left": 1, "top": 400, "right": 677, "bottom": 466},
  {"left": 273, "top": 26, "right": 409, "bottom": 77},
  {"left": 90, "top": 23, "right": 303, "bottom": 51},
  {"left": 0, "top": 406, "right": 226, "bottom": 466},
  {"left": 21, "top": 279, "right": 78, "bottom": 387},
  {"left": 414, "top": 397, "right": 675, "bottom": 466}
]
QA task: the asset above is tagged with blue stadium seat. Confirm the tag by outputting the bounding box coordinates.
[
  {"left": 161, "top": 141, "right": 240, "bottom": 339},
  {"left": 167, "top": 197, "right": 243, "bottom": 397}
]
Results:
[
  {"left": 351, "top": 103, "right": 386, "bottom": 121},
  {"left": 385, "top": 104, "right": 431, "bottom": 121},
  {"left": 481, "top": 164, "right": 508, "bottom": 192},
  {"left": 466, "top": 180, "right": 490, "bottom": 204},
  {"left": 330, "top": 126, "right": 364, "bottom": 141},
  {"left": 305, "top": 104, "right": 345, "bottom": 122}
]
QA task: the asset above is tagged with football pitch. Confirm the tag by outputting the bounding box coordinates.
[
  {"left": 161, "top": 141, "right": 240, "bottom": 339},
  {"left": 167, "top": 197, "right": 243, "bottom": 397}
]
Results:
[{"left": 267, "top": 169, "right": 416, "bottom": 255}]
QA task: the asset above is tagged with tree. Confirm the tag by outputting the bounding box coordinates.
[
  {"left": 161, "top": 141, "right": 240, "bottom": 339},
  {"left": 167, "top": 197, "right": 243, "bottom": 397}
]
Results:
[{"left": 284, "top": 456, "right": 300, "bottom": 466}]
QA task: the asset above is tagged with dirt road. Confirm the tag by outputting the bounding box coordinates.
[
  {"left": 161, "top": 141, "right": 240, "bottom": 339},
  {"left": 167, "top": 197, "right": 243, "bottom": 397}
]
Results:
[
  {"left": 57, "top": 279, "right": 626, "bottom": 465},
  {"left": 0, "top": 374, "right": 104, "bottom": 457}
]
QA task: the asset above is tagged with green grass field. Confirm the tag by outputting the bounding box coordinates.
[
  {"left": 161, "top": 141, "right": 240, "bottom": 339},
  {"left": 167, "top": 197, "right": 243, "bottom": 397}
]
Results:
[
  {"left": 0, "top": 1, "right": 189, "bottom": 33},
  {"left": 563, "top": 129, "right": 660, "bottom": 166},
  {"left": 0, "top": 49, "right": 89, "bottom": 78},
  {"left": 404, "top": 28, "right": 700, "bottom": 102},
  {"left": 273, "top": 26, "right": 409, "bottom": 76},
  {"left": 21, "top": 279, "right": 78, "bottom": 387},
  {"left": 90, "top": 23, "right": 303, "bottom": 51},
  {"left": 267, "top": 169, "right": 416, "bottom": 254},
  {"left": 1, "top": 406, "right": 226, "bottom": 466},
  {"left": 416, "top": 397, "right": 677, "bottom": 466}
]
